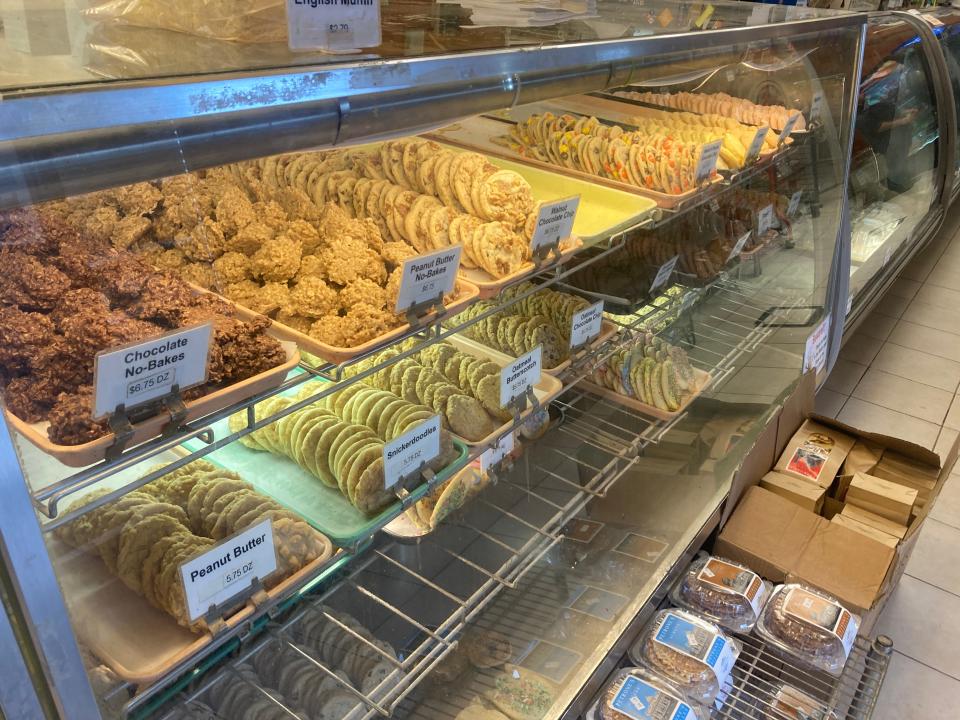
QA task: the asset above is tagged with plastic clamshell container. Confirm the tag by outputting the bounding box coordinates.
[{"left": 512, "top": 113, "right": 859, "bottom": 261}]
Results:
[
  {"left": 591, "top": 666, "right": 709, "bottom": 720},
  {"left": 629, "top": 608, "right": 740, "bottom": 706},
  {"left": 669, "top": 555, "right": 772, "bottom": 634},
  {"left": 755, "top": 583, "right": 861, "bottom": 677}
]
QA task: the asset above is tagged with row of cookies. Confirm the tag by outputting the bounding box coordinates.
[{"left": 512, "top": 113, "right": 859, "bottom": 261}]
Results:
[
  {"left": 57, "top": 460, "right": 329, "bottom": 630},
  {"left": 616, "top": 90, "right": 807, "bottom": 132}
]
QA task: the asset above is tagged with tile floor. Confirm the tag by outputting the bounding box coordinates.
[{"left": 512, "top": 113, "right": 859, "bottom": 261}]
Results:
[{"left": 814, "top": 205, "right": 960, "bottom": 718}]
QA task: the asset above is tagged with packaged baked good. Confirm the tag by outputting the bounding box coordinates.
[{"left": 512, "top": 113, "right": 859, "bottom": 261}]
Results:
[
  {"left": 632, "top": 609, "right": 739, "bottom": 706},
  {"left": 669, "top": 555, "right": 771, "bottom": 633},
  {"left": 755, "top": 584, "right": 860, "bottom": 676},
  {"left": 767, "top": 684, "right": 830, "bottom": 719},
  {"left": 594, "top": 666, "right": 708, "bottom": 720}
]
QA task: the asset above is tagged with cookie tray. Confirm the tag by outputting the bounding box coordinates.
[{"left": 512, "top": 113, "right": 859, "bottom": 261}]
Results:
[
  {"left": 429, "top": 115, "right": 721, "bottom": 211},
  {"left": 580, "top": 366, "right": 712, "bottom": 421},
  {"left": 461, "top": 237, "right": 583, "bottom": 300},
  {"left": 51, "top": 530, "right": 338, "bottom": 686},
  {"left": 4, "top": 336, "right": 300, "bottom": 469}
]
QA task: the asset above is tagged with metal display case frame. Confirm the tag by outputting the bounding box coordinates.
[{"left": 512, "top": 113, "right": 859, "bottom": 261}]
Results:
[{"left": 0, "top": 9, "right": 871, "bottom": 720}]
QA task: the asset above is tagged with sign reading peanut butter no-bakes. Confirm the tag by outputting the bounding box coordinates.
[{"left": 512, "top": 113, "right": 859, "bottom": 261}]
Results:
[
  {"left": 92, "top": 323, "right": 213, "bottom": 419},
  {"left": 286, "top": 0, "right": 382, "bottom": 51}
]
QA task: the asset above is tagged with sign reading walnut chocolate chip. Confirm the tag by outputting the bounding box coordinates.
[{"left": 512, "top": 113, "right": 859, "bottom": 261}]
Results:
[
  {"left": 569, "top": 301, "right": 604, "bottom": 350},
  {"left": 745, "top": 125, "right": 769, "bottom": 164},
  {"left": 180, "top": 518, "right": 276, "bottom": 622},
  {"left": 695, "top": 139, "right": 722, "bottom": 185},
  {"left": 286, "top": 0, "right": 381, "bottom": 51},
  {"left": 531, "top": 196, "right": 580, "bottom": 254},
  {"left": 93, "top": 322, "right": 213, "bottom": 419},
  {"left": 383, "top": 415, "right": 441, "bottom": 489},
  {"left": 480, "top": 431, "right": 514, "bottom": 473},
  {"left": 394, "top": 246, "right": 462, "bottom": 314},
  {"left": 500, "top": 345, "right": 542, "bottom": 407}
]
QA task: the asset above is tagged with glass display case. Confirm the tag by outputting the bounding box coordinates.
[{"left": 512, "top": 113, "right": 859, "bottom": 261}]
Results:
[{"left": 0, "top": 4, "right": 866, "bottom": 720}]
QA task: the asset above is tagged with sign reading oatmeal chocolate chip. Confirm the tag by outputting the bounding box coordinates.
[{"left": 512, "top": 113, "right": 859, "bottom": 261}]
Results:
[
  {"left": 93, "top": 322, "right": 213, "bottom": 419},
  {"left": 394, "top": 246, "right": 461, "bottom": 314},
  {"left": 180, "top": 519, "right": 276, "bottom": 622},
  {"left": 286, "top": 0, "right": 381, "bottom": 51},
  {"left": 383, "top": 415, "right": 441, "bottom": 489},
  {"left": 500, "top": 346, "right": 542, "bottom": 407},
  {"left": 569, "top": 301, "right": 604, "bottom": 350},
  {"left": 531, "top": 196, "right": 580, "bottom": 254}
]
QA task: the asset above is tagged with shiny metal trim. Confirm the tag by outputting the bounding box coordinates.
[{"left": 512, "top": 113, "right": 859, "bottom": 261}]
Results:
[{"left": 0, "top": 15, "right": 867, "bottom": 208}]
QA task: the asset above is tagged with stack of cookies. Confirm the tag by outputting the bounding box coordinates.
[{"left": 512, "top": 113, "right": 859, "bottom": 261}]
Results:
[{"left": 57, "top": 460, "right": 329, "bottom": 630}]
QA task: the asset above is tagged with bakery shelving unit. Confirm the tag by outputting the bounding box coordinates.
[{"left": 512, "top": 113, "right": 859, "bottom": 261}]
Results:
[{"left": 0, "top": 4, "right": 870, "bottom": 720}]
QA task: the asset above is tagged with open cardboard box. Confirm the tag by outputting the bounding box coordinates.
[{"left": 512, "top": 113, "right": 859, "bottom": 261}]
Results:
[{"left": 714, "top": 372, "right": 960, "bottom": 635}]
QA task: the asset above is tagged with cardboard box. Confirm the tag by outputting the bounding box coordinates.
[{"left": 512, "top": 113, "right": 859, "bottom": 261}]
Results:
[
  {"left": 760, "top": 471, "right": 825, "bottom": 513},
  {"left": 847, "top": 472, "right": 917, "bottom": 525},
  {"left": 841, "top": 504, "right": 907, "bottom": 540},
  {"left": 838, "top": 439, "right": 884, "bottom": 500},
  {"left": 831, "top": 514, "right": 899, "bottom": 548},
  {"left": 775, "top": 419, "right": 856, "bottom": 489},
  {"left": 720, "top": 371, "right": 959, "bottom": 634},
  {"left": 822, "top": 496, "right": 845, "bottom": 520}
]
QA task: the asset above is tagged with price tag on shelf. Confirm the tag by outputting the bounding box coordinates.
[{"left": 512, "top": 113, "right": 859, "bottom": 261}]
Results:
[
  {"left": 745, "top": 125, "right": 769, "bottom": 164},
  {"left": 727, "top": 232, "right": 751, "bottom": 263},
  {"left": 709, "top": 198, "right": 720, "bottom": 213},
  {"left": 480, "top": 431, "right": 515, "bottom": 474},
  {"left": 695, "top": 140, "right": 722, "bottom": 185},
  {"left": 92, "top": 323, "right": 212, "bottom": 419},
  {"left": 680, "top": 291, "right": 698, "bottom": 312},
  {"left": 180, "top": 519, "right": 276, "bottom": 623},
  {"left": 650, "top": 255, "right": 679, "bottom": 293},
  {"left": 394, "top": 246, "right": 461, "bottom": 314},
  {"left": 788, "top": 190, "right": 803, "bottom": 218},
  {"left": 757, "top": 205, "right": 775, "bottom": 236},
  {"left": 383, "top": 415, "right": 441, "bottom": 489},
  {"left": 778, "top": 113, "right": 800, "bottom": 144},
  {"left": 500, "top": 346, "right": 542, "bottom": 408},
  {"left": 531, "top": 195, "right": 580, "bottom": 254},
  {"left": 810, "top": 90, "right": 825, "bottom": 125},
  {"left": 802, "top": 313, "right": 831, "bottom": 375},
  {"left": 747, "top": 5, "right": 771, "bottom": 25},
  {"left": 569, "top": 302, "right": 604, "bottom": 350},
  {"left": 286, "top": 0, "right": 382, "bottom": 51}
]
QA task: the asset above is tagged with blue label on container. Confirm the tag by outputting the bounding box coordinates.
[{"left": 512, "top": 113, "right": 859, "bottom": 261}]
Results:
[
  {"left": 654, "top": 613, "right": 737, "bottom": 688},
  {"left": 705, "top": 636, "right": 727, "bottom": 667},
  {"left": 610, "top": 676, "right": 692, "bottom": 720}
]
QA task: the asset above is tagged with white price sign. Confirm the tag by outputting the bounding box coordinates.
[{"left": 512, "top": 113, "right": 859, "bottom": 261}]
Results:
[
  {"left": 778, "top": 113, "right": 800, "bottom": 143},
  {"left": 747, "top": 5, "right": 771, "bottom": 25},
  {"left": 480, "top": 432, "right": 514, "bottom": 474},
  {"left": 757, "top": 205, "right": 775, "bottom": 236},
  {"left": 286, "top": 0, "right": 381, "bottom": 51},
  {"left": 180, "top": 519, "right": 277, "bottom": 622},
  {"left": 531, "top": 195, "right": 580, "bottom": 253},
  {"left": 695, "top": 140, "right": 722, "bottom": 184},
  {"left": 846, "top": 294, "right": 853, "bottom": 318},
  {"left": 788, "top": 190, "right": 803, "bottom": 217},
  {"left": 500, "top": 346, "right": 542, "bottom": 407},
  {"left": 93, "top": 323, "right": 212, "bottom": 419},
  {"left": 810, "top": 91, "right": 825, "bottom": 124},
  {"left": 383, "top": 415, "right": 441, "bottom": 488},
  {"left": 569, "top": 302, "right": 604, "bottom": 350},
  {"left": 650, "top": 255, "right": 679, "bottom": 292},
  {"left": 745, "top": 126, "right": 768, "bottom": 164},
  {"left": 727, "top": 232, "right": 751, "bottom": 263},
  {"left": 394, "top": 246, "right": 461, "bottom": 313},
  {"left": 802, "top": 314, "right": 832, "bottom": 375}
]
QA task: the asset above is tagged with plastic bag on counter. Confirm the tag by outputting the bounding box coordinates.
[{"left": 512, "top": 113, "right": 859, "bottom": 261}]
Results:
[
  {"left": 590, "top": 666, "right": 710, "bottom": 720},
  {"left": 630, "top": 608, "right": 740, "bottom": 707},
  {"left": 80, "top": 0, "right": 288, "bottom": 43},
  {"left": 669, "top": 554, "right": 772, "bottom": 634},
  {"left": 755, "top": 583, "right": 861, "bottom": 677}
]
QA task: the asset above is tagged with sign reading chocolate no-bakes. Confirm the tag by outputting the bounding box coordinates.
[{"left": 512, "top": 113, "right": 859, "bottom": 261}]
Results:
[{"left": 92, "top": 323, "right": 213, "bottom": 419}]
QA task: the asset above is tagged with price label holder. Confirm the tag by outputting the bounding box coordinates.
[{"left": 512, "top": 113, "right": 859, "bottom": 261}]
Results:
[
  {"left": 531, "top": 196, "right": 580, "bottom": 267},
  {"left": 500, "top": 346, "right": 542, "bottom": 420},
  {"left": 788, "top": 190, "right": 802, "bottom": 218},
  {"left": 650, "top": 255, "right": 679, "bottom": 294},
  {"left": 383, "top": 415, "right": 442, "bottom": 500},
  {"left": 777, "top": 113, "right": 800, "bottom": 146},
  {"left": 181, "top": 518, "right": 276, "bottom": 631},
  {"left": 744, "top": 125, "right": 769, "bottom": 165},
  {"left": 286, "top": 0, "right": 382, "bottom": 51},
  {"left": 569, "top": 301, "right": 604, "bottom": 354},
  {"left": 727, "top": 232, "right": 751, "bottom": 264},
  {"left": 395, "top": 246, "right": 461, "bottom": 325},
  {"left": 757, "top": 205, "right": 775, "bottom": 236},
  {"left": 93, "top": 322, "right": 213, "bottom": 459},
  {"left": 809, "top": 90, "right": 825, "bottom": 125},
  {"left": 480, "top": 431, "right": 515, "bottom": 476},
  {"left": 695, "top": 139, "right": 722, "bottom": 186}
]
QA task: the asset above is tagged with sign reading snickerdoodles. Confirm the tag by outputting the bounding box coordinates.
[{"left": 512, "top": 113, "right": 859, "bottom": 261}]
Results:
[{"left": 383, "top": 415, "right": 441, "bottom": 488}]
